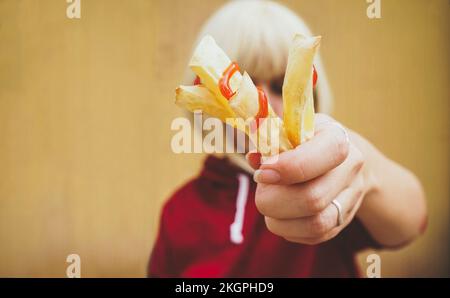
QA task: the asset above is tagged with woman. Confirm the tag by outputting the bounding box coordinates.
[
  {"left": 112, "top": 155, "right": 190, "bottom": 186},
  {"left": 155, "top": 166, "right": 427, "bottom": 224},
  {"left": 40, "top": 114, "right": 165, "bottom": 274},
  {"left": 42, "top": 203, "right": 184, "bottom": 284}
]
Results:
[{"left": 149, "top": 0, "right": 427, "bottom": 277}]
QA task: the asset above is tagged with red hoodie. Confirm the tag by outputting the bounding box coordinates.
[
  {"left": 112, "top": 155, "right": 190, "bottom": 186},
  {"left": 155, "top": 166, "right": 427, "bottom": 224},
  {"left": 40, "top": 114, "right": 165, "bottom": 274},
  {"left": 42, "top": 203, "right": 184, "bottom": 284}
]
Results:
[{"left": 148, "top": 155, "right": 381, "bottom": 277}]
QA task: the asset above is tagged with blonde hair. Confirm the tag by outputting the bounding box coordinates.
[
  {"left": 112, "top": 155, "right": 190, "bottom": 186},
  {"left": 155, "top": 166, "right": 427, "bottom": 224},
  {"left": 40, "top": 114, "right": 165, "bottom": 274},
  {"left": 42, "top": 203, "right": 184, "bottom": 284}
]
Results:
[{"left": 186, "top": 0, "right": 333, "bottom": 114}]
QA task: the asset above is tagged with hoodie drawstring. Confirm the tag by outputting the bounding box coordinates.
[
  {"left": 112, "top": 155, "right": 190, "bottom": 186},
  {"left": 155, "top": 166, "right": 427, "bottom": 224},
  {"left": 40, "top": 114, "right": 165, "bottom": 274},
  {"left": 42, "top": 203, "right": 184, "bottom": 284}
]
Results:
[{"left": 230, "top": 173, "right": 250, "bottom": 244}]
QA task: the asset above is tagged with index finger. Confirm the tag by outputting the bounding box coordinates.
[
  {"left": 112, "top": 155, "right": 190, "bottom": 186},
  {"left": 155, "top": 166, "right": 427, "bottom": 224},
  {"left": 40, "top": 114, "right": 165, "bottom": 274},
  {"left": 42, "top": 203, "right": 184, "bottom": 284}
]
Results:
[{"left": 256, "top": 122, "right": 350, "bottom": 185}]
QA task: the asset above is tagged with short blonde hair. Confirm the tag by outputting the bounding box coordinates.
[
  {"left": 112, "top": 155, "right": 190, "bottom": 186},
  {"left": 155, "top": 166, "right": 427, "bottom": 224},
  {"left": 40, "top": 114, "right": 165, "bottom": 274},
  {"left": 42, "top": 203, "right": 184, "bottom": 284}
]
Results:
[{"left": 186, "top": 0, "right": 333, "bottom": 114}]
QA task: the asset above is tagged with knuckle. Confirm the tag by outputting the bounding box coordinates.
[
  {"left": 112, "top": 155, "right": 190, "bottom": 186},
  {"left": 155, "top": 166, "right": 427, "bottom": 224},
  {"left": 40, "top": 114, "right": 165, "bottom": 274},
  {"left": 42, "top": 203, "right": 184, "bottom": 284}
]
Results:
[
  {"left": 305, "top": 185, "right": 327, "bottom": 213},
  {"left": 331, "top": 131, "right": 349, "bottom": 164},
  {"left": 284, "top": 155, "right": 306, "bottom": 182},
  {"left": 309, "top": 212, "right": 333, "bottom": 236},
  {"left": 294, "top": 156, "right": 308, "bottom": 182},
  {"left": 309, "top": 216, "right": 327, "bottom": 236},
  {"left": 352, "top": 146, "right": 365, "bottom": 172},
  {"left": 264, "top": 217, "right": 280, "bottom": 236}
]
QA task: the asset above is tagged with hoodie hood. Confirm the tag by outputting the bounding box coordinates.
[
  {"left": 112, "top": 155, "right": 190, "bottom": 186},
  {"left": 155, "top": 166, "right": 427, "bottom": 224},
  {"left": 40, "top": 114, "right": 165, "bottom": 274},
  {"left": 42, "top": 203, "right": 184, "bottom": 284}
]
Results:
[{"left": 199, "top": 155, "right": 250, "bottom": 188}]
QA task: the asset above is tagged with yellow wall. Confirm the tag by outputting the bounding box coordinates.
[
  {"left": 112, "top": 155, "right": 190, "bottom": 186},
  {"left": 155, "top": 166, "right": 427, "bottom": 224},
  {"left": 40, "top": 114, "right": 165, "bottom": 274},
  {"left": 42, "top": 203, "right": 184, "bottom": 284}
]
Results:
[{"left": 0, "top": 0, "right": 448, "bottom": 277}]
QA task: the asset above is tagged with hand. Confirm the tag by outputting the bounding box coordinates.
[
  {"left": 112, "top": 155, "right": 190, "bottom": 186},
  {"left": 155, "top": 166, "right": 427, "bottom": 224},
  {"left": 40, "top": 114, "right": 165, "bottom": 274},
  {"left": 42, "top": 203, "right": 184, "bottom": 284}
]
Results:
[{"left": 247, "top": 114, "right": 373, "bottom": 245}]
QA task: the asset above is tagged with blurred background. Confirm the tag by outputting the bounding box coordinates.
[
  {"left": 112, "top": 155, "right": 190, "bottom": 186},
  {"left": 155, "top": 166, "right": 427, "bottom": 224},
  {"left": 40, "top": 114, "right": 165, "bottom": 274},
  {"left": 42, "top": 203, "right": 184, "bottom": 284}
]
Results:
[{"left": 0, "top": 0, "right": 448, "bottom": 277}]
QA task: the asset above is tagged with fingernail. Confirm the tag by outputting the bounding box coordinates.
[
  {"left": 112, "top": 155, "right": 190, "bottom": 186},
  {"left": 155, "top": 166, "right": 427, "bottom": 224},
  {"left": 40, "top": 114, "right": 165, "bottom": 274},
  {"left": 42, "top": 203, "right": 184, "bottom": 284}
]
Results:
[
  {"left": 245, "top": 151, "right": 257, "bottom": 162},
  {"left": 253, "top": 169, "right": 281, "bottom": 184}
]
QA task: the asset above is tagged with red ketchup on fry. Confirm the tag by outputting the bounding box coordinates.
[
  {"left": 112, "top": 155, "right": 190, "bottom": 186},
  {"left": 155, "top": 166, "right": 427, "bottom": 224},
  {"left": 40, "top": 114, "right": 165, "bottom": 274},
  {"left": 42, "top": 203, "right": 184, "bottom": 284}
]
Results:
[
  {"left": 313, "top": 65, "right": 318, "bottom": 88},
  {"left": 219, "top": 62, "right": 240, "bottom": 100},
  {"left": 249, "top": 87, "right": 269, "bottom": 134},
  {"left": 194, "top": 76, "right": 201, "bottom": 85},
  {"left": 255, "top": 87, "right": 269, "bottom": 129},
  {"left": 219, "top": 62, "right": 270, "bottom": 133}
]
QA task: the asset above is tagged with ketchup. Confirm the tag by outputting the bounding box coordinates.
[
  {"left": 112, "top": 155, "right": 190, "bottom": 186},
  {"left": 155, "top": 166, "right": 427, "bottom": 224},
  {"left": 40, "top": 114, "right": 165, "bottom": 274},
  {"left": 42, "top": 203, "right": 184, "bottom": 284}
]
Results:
[
  {"left": 219, "top": 62, "right": 240, "bottom": 100},
  {"left": 219, "top": 62, "right": 268, "bottom": 130},
  {"left": 194, "top": 76, "right": 201, "bottom": 85},
  {"left": 255, "top": 87, "right": 269, "bottom": 129},
  {"left": 313, "top": 65, "right": 318, "bottom": 88}
]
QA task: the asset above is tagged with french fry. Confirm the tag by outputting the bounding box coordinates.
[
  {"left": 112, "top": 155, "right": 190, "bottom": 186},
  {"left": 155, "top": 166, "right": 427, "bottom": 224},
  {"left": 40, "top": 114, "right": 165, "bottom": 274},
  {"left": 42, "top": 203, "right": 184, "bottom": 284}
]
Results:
[
  {"left": 283, "top": 34, "right": 321, "bottom": 147},
  {"left": 175, "top": 34, "right": 320, "bottom": 156},
  {"left": 229, "top": 72, "right": 292, "bottom": 153},
  {"left": 189, "top": 35, "right": 240, "bottom": 115},
  {"left": 175, "top": 85, "right": 234, "bottom": 122},
  {"left": 186, "top": 36, "right": 293, "bottom": 155}
]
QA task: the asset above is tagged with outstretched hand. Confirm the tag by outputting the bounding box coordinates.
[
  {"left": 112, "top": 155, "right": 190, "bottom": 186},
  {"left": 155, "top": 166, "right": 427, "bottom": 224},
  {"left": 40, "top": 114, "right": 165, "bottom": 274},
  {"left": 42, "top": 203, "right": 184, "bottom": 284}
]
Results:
[{"left": 247, "top": 114, "right": 373, "bottom": 245}]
